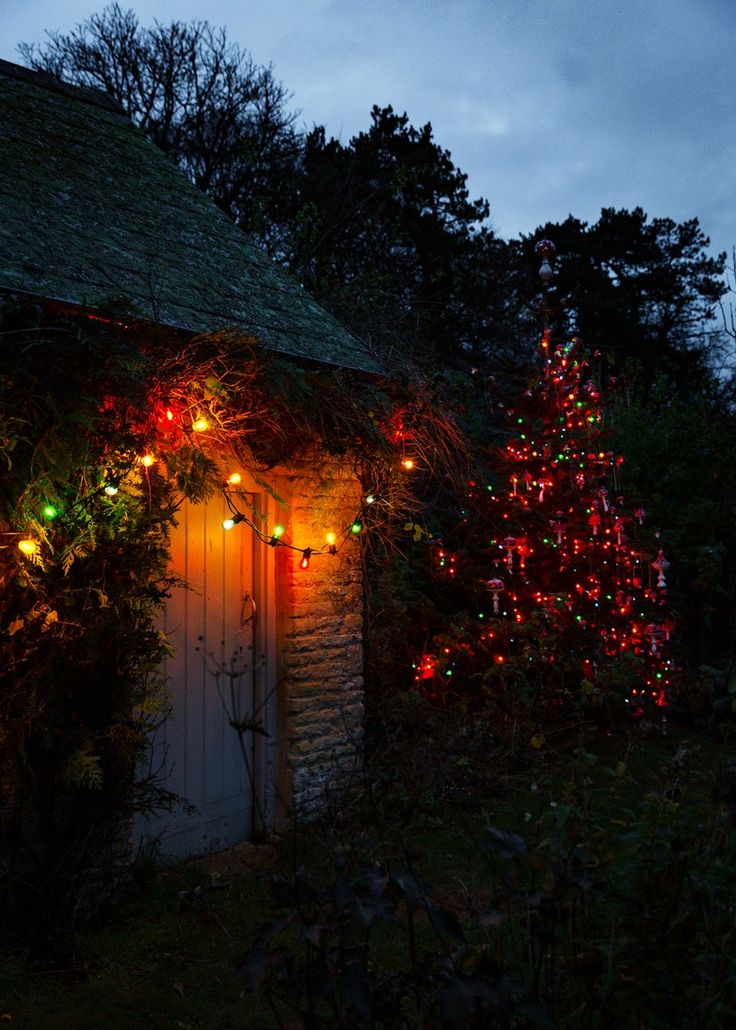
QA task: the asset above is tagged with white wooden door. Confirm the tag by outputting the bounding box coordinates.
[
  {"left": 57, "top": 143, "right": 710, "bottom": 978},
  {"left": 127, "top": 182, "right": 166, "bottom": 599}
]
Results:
[{"left": 135, "top": 491, "right": 269, "bottom": 860}]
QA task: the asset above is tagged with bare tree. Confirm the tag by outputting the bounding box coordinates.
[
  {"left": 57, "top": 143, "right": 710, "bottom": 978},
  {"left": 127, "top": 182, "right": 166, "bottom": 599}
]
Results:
[{"left": 19, "top": 3, "right": 302, "bottom": 255}]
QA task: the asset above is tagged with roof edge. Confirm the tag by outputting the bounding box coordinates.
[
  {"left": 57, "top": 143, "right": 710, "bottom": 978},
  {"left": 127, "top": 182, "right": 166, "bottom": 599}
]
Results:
[
  {"left": 0, "top": 58, "right": 126, "bottom": 118},
  {"left": 0, "top": 288, "right": 386, "bottom": 380}
]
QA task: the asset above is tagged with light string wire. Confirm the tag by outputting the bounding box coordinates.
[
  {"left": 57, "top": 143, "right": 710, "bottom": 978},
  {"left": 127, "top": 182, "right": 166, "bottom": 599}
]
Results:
[{"left": 221, "top": 483, "right": 369, "bottom": 563}]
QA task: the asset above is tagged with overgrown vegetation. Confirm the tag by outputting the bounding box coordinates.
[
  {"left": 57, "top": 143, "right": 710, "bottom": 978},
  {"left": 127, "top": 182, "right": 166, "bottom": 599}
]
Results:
[
  {"left": 2, "top": 702, "right": 735, "bottom": 1027},
  {"left": 0, "top": 299, "right": 459, "bottom": 959}
]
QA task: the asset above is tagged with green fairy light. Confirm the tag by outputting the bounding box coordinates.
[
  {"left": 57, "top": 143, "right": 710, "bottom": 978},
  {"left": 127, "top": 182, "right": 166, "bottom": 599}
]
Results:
[{"left": 42, "top": 504, "right": 58, "bottom": 520}]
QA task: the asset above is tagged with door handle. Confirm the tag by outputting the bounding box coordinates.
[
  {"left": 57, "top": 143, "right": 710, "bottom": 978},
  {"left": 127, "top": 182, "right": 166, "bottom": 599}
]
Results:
[{"left": 241, "top": 591, "right": 256, "bottom": 625}]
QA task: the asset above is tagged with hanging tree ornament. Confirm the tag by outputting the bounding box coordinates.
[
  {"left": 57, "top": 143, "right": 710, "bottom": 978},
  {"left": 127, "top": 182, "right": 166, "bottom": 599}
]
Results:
[
  {"left": 613, "top": 514, "right": 626, "bottom": 546},
  {"left": 634, "top": 506, "right": 646, "bottom": 525},
  {"left": 652, "top": 548, "right": 671, "bottom": 590},
  {"left": 549, "top": 511, "right": 568, "bottom": 544},
  {"left": 502, "top": 535, "right": 517, "bottom": 571},
  {"left": 588, "top": 503, "right": 601, "bottom": 536},
  {"left": 487, "top": 577, "right": 505, "bottom": 614},
  {"left": 535, "top": 239, "right": 556, "bottom": 284},
  {"left": 645, "top": 623, "right": 665, "bottom": 654}
]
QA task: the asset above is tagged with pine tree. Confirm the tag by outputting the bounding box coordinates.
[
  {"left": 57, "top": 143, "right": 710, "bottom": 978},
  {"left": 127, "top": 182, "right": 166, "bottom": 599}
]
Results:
[{"left": 416, "top": 242, "right": 675, "bottom": 729}]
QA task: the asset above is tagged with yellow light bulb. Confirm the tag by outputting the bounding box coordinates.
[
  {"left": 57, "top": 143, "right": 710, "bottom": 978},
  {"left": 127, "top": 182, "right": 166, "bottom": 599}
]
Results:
[
  {"left": 192, "top": 417, "right": 209, "bottom": 433},
  {"left": 18, "top": 539, "right": 38, "bottom": 555},
  {"left": 401, "top": 458, "right": 414, "bottom": 471},
  {"left": 227, "top": 472, "right": 242, "bottom": 485},
  {"left": 325, "top": 531, "right": 337, "bottom": 546},
  {"left": 140, "top": 453, "right": 155, "bottom": 468}
]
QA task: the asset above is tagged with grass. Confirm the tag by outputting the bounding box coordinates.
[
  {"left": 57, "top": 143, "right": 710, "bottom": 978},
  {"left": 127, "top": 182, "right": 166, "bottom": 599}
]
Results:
[{"left": 2, "top": 718, "right": 735, "bottom": 1028}]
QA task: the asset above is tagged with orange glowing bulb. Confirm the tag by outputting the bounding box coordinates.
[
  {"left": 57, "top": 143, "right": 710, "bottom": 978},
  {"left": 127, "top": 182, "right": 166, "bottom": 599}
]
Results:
[
  {"left": 227, "top": 472, "right": 242, "bottom": 485},
  {"left": 140, "top": 453, "right": 155, "bottom": 468},
  {"left": 401, "top": 458, "right": 414, "bottom": 470}
]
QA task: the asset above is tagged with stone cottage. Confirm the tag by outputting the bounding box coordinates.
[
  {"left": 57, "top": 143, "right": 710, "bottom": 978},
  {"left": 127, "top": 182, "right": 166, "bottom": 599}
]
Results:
[{"left": 0, "top": 59, "right": 381, "bottom": 859}]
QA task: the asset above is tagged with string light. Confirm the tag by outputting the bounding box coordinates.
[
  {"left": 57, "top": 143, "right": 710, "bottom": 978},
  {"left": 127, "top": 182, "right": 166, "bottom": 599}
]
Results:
[
  {"left": 18, "top": 539, "right": 38, "bottom": 555},
  {"left": 269, "top": 524, "right": 285, "bottom": 546},
  {"left": 219, "top": 457, "right": 392, "bottom": 572},
  {"left": 418, "top": 308, "right": 675, "bottom": 722}
]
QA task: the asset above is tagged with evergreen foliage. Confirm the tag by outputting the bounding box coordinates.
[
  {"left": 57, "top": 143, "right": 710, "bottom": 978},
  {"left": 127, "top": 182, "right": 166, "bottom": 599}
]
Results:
[{"left": 518, "top": 209, "right": 728, "bottom": 391}]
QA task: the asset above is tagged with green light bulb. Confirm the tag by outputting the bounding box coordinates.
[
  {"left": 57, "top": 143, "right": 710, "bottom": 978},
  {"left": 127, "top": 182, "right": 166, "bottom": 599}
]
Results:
[
  {"left": 42, "top": 504, "right": 58, "bottom": 520},
  {"left": 272, "top": 524, "right": 285, "bottom": 539}
]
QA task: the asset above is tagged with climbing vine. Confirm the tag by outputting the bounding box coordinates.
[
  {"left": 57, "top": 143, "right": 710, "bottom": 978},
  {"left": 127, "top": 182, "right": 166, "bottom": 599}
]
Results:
[{"left": 0, "top": 296, "right": 464, "bottom": 948}]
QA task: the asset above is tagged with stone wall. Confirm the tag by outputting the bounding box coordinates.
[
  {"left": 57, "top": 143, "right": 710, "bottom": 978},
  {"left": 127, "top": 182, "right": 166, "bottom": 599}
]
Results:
[{"left": 272, "top": 461, "right": 365, "bottom": 821}]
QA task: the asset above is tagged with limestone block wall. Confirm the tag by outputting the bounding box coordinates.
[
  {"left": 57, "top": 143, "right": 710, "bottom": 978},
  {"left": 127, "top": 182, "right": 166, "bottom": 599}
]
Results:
[{"left": 271, "top": 461, "right": 365, "bottom": 821}]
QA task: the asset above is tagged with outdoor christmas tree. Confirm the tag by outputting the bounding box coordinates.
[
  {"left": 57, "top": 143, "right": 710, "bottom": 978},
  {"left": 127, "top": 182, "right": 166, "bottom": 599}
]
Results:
[{"left": 416, "top": 241, "right": 675, "bottom": 729}]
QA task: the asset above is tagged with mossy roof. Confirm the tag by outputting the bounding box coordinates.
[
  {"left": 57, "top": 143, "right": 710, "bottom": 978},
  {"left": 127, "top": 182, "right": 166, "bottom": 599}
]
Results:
[{"left": 0, "top": 60, "right": 382, "bottom": 375}]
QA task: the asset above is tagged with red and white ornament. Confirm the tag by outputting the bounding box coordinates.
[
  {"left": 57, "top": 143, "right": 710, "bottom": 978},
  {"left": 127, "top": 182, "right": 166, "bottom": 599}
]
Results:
[
  {"left": 487, "top": 577, "right": 505, "bottom": 613},
  {"left": 652, "top": 549, "right": 670, "bottom": 590}
]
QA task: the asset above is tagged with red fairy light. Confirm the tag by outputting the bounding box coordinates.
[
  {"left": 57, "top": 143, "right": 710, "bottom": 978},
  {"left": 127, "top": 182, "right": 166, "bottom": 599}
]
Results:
[
  {"left": 415, "top": 654, "right": 438, "bottom": 681},
  {"left": 148, "top": 396, "right": 186, "bottom": 447}
]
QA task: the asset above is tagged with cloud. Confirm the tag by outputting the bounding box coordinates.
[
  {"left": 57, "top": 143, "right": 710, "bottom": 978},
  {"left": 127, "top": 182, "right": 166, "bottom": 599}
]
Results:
[{"left": 2, "top": 0, "right": 733, "bottom": 255}]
